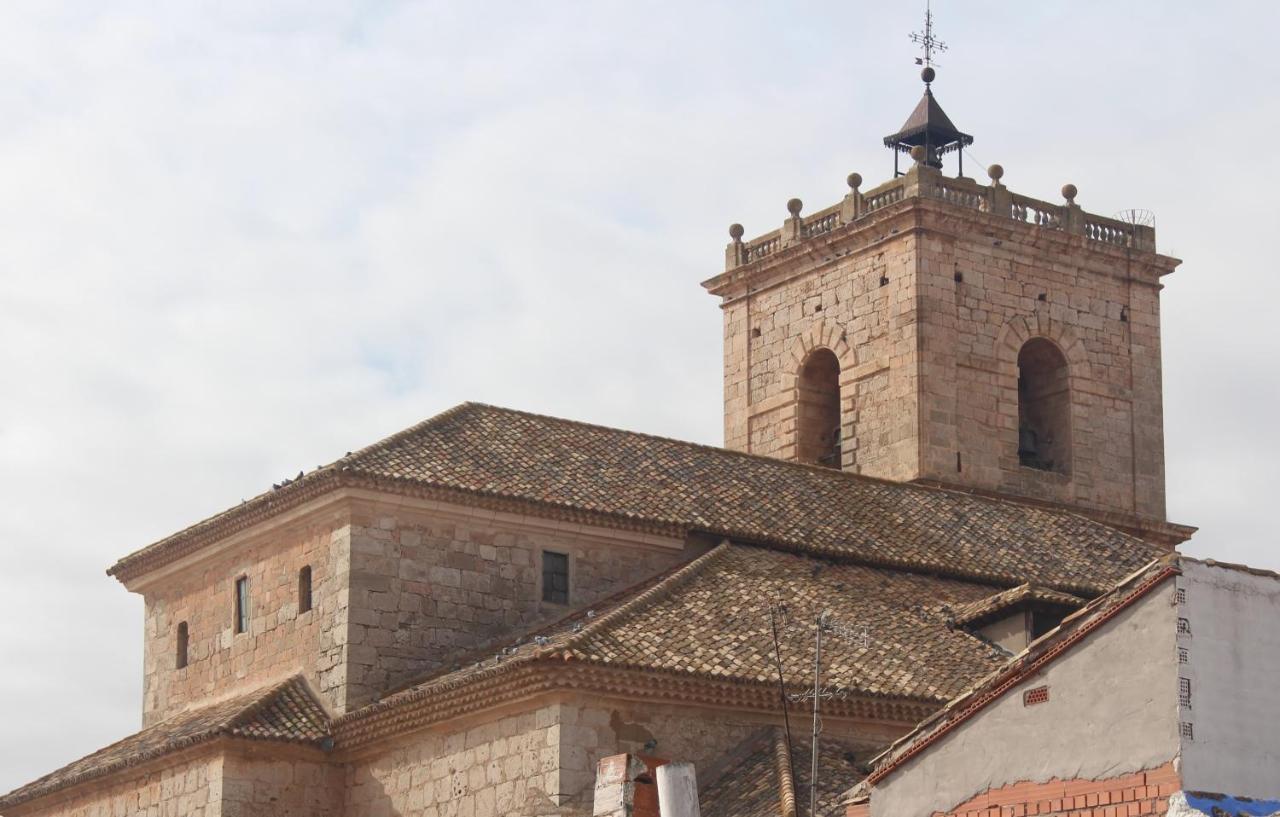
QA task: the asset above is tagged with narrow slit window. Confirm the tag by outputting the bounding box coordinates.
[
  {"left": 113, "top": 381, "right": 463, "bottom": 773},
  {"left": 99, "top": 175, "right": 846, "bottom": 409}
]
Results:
[
  {"left": 234, "top": 576, "right": 250, "bottom": 635},
  {"left": 176, "top": 621, "right": 189, "bottom": 670},
  {"left": 298, "top": 565, "right": 313, "bottom": 614},
  {"left": 542, "top": 551, "right": 569, "bottom": 605}
]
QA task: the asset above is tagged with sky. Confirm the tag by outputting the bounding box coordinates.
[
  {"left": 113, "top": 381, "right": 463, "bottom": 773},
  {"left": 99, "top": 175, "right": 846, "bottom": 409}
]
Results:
[{"left": 0, "top": 0, "right": 1276, "bottom": 795}]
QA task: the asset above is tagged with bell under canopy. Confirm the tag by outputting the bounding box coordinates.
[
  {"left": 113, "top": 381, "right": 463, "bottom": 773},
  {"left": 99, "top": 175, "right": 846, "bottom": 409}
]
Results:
[{"left": 884, "top": 67, "right": 973, "bottom": 173}]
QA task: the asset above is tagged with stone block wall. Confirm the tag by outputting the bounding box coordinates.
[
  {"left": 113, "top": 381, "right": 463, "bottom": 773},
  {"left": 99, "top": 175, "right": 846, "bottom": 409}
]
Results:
[
  {"left": 913, "top": 200, "right": 1168, "bottom": 519},
  {"left": 220, "top": 750, "right": 342, "bottom": 817},
  {"left": 7, "top": 755, "right": 221, "bottom": 817},
  {"left": 721, "top": 225, "right": 921, "bottom": 481},
  {"left": 714, "top": 188, "right": 1173, "bottom": 522},
  {"left": 140, "top": 505, "right": 351, "bottom": 724},
  {"left": 344, "top": 703, "right": 564, "bottom": 817},
  {"left": 342, "top": 496, "right": 688, "bottom": 710}
]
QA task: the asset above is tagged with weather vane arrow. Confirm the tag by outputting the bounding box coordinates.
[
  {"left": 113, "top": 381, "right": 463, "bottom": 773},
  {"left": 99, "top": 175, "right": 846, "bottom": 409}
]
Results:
[{"left": 910, "top": 1, "right": 947, "bottom": 67}]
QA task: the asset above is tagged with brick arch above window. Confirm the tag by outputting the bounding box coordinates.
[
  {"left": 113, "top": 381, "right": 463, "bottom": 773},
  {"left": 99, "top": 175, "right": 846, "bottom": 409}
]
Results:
[
  {"left": 784, "top": 319, "right": 858, "bottom": 390},
  {"left": 995, "top": 313, "right": 1091, "bottom": 381}
]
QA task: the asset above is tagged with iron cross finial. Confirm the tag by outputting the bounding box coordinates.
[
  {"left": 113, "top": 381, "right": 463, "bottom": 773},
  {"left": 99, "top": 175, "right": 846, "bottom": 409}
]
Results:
[{"left": 909, "top": 1, "right": 947, "bottom": 69}]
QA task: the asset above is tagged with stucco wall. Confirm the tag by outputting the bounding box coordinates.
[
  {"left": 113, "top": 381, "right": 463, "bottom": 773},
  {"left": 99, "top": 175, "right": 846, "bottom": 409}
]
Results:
[
  {"left": 140, "top": 504, "right": 351, "bottom": 724},
  {"left": 1178, "top": 562, "right": 1280, "bottom": 799},
  {"left": 870, "top": 581, "right": 1180, "bottom": 817},
  {"left": 343, "top": 496, "right": 688, "bottom": 709},
  {"left": 8, "top": 754, "right": 221, "bottom": 817}
]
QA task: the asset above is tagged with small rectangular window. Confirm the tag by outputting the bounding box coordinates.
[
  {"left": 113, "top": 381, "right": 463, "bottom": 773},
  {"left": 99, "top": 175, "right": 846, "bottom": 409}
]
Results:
[
  {"left": 234, "top": 576, "right": 250, "bottom": 634},
  {"left": 1177, "top": 617, "right": 1192, "bottom": 636},
  {"left": 542, "top": 551, "right": 569, "bottom": 605},
  {"left": 298, "top": 565, "right": 313, "bottom": 614},
  {"left": 1179, "top": 677, "right": 1192, "bottom": 708},
  {"left": 1178, "top": 647, "right": 1189, "bottom": 664},
  {"left": 1180, "top": 721, "right": 1194, "bottom": 740},
  {"left": 176, "top": 621, "right": 189, "bottom": 670}
]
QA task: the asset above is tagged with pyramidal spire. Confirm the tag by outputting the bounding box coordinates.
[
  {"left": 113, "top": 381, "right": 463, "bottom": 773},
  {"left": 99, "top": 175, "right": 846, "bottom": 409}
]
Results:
[{"left": 884, "top": 4, "right": 973, "bottom": 176}]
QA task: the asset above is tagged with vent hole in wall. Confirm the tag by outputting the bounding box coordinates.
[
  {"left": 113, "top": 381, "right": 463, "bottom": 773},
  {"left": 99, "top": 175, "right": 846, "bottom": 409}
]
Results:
[{"left": 1023, "top": 686, "right": 1049, "bottom": 706}]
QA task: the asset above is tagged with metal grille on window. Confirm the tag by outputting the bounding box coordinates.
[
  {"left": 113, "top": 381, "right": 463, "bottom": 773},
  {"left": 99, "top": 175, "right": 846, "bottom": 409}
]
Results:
[
  {"left": 1177, "top": 617, "right": 1192, "bottom": 636},
  {"left": 542, "top": 551, "right": 569, "bottom": 605},
  {"left": 1180, "top": 722, "right": 1194, "bottom": 740},
  {"left": 1179, "top": 677, "right": 1192, "bottom": 708}
]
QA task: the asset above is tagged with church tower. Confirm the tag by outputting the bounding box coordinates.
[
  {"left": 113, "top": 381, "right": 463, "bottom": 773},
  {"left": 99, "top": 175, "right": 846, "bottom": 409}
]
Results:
[{"left": 702, "top": 57, "right": 1190, "bottom": 547}]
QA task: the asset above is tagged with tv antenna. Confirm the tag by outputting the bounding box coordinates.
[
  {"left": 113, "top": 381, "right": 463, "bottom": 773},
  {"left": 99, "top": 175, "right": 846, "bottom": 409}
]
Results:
[
  {"left": 763, "top": 605, "right": 870, "bottom": 817},
  {"left": 910, "top": 1, "right": 947, "bottom": 68}
]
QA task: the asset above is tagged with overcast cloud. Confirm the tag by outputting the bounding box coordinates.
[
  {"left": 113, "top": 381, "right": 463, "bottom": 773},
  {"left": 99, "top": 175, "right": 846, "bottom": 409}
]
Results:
[{"left": 0, "top": 0, "right": 1275, "bottom": 793}]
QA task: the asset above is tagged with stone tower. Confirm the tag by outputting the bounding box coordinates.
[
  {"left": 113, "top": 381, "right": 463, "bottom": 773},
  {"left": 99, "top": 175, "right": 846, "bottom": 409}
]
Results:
[{"left": 702, "top": 68, "right": 1190, "bottom": 546}]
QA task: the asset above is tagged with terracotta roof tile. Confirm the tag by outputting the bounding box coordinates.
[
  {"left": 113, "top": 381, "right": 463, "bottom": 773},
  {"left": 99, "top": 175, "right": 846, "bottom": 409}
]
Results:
[
  {"left": 950, "top": 583, "right": 1086, "bottom": 627},
  {"left": 364, "top": 543, "right": 1010, "bottom": 715},
  {"left": 113, "top": 403, "right": 1166, "bottom": 595},
  {"left": 0, "top": 676, "right": 329, "bottom": 810},
  {"left": 701, "top": 729, "right": 868, "bottom": 817}
]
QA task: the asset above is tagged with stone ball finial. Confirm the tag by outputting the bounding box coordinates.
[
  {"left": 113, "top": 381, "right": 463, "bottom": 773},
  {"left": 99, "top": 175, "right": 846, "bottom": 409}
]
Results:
[
  {"left": 1062, "top": 183, "right": 1078, "bottom": 203},
  {"left": 787, "top": 198, "right": 803, "bottom": 217},
  {"left": 847, "top": 172, "right": 862, "bottom": 191},
  {"left": 909, "top": 145, "right": 927, "bottom": 164},
  {"left": 729, "top": 223, "right": 744, "bottom": 240},
  {"left": 987, "top": 164, "right": 1004, "bottom": 182},
  {"left": 921, "top": 66, "right": 936, "bottom": 84}
]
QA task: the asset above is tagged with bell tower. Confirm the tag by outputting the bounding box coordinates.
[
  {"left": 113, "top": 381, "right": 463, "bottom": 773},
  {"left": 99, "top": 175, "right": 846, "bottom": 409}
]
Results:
[{"left": 702, "top": 55, "right": 1191, "bottom": 546}]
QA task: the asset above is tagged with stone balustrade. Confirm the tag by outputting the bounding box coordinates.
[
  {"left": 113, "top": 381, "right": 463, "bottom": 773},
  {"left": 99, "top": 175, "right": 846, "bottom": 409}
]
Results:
[{"left": 725, "top": 164, "right": 1157, "bottom": 271}]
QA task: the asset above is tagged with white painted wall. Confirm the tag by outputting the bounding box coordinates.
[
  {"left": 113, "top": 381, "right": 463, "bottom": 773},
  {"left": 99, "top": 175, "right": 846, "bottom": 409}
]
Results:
[
  {"left": 870, "top": 581, "right": 1181, "bottom": 817},
  {"left": 1178, "top": 561, "right": 1280, "bottom": 799}
]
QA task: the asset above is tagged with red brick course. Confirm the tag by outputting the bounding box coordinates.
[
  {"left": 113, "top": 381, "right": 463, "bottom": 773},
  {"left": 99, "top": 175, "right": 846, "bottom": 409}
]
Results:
[{"left": 849, "top": 763, "right": 1178, "bottom": 817}]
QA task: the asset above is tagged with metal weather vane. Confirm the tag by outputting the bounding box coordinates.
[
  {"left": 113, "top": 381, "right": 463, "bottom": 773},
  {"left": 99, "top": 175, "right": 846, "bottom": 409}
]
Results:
[{"left": 910, "top": 1, "right": 947, "bottom": 67}]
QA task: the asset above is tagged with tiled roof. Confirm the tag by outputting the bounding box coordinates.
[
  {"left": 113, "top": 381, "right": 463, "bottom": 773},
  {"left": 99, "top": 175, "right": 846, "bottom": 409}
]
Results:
[
  {"left": 353, "top": 542, "right": 1010, "bottom": 726},
  {"left": 950, "top": 584, "right": 1086, "bottom": 627},
  {"left": 113, "top": 403, "right": 1165, "bottom": 595},
  {"left": 700, "top": 729, "right": 869, "bottom": 817},
  {"left": 0, "top": 676, "right": 330, "bottom": 810},
  {"left": 847, "top": 555, "right": 1180, "bottom": 800}
]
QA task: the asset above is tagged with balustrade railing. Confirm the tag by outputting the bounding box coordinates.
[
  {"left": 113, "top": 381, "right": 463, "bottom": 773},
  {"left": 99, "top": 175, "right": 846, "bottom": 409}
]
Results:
[
  {"left": 726, "top": 171, "right": 1157, "bottom": 271},
  {"left": 863, "top": 184, "right": 904, "bottom": 214},
  {"left": 1010, "top": 194, "right": 1063, "bottom": 230},
  {"left": 1084, "top": 217, "right": 1133, "bottom": 247},
  {"left": 931, "top": 180, "right": 988, "bottom": 213},
  {"left": 802, "top": 208, "right": 841, "bottom": 239},
  {"left": 746, "top": 232, "right": 781, "bottom": 262}
]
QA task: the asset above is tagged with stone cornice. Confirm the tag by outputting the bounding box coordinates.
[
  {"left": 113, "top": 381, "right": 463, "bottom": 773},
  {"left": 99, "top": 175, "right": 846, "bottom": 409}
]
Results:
[
  {"left": 331, "top": 659, "right": 937, "bottom": 755},
  {"left": 109, "top": 469, "right": 689, "bottom": 587},
  {"left": 703, "top": 192, "right": 1178, "bottom": 307}
]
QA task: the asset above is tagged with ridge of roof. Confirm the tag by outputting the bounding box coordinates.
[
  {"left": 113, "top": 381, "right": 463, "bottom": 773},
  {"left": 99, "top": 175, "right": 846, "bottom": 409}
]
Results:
[
  {"left": 846, "top": 554, "right": 1181, "bottom": 802},
  {"left": 0, "top": 676, "right": 330, "bottom": 811},
  {"left": 110, "top": 401, "right": 1165, "bottom": 596}
]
